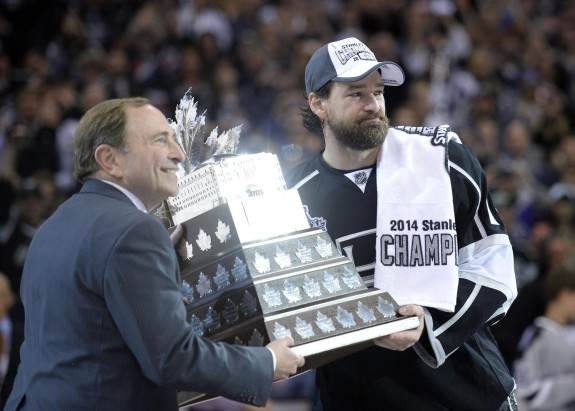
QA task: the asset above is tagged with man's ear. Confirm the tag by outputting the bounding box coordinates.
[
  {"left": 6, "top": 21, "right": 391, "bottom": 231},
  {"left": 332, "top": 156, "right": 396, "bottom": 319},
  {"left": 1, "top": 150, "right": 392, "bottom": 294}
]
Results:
[
  {"left": 309, "top": 93, "right": 327, "bottom": 120},
  {"left": 94, "top": 144, "right": 123, "bottom": 179}
]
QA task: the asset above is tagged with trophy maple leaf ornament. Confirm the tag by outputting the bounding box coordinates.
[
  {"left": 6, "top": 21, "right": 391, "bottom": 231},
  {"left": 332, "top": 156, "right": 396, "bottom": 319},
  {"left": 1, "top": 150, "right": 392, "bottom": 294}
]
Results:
[
  {"left": 155, "top": 88, "right": 241, "bottom": 220},
  {"left": 172, "top": 87, "right": 241, "bottom": 173}
]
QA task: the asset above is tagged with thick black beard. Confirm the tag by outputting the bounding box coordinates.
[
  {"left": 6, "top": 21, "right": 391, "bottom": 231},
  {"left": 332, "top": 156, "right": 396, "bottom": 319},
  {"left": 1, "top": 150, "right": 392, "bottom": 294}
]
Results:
[{"left": 326, "top": 114, "right": 390, "bottom": 151}]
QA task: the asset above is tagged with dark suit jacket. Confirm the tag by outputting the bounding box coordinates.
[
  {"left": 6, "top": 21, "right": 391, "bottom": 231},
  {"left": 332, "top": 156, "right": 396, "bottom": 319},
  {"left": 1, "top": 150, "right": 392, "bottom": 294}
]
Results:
[{"left": 5, "top": 179, "right": 273, "bottom": 410}]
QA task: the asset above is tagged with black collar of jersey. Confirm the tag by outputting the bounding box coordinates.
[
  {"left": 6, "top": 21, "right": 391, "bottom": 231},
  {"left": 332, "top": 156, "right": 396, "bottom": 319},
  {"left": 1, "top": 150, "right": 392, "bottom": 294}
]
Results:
[{"left": 316, "top": 150, "right": 376, "bottom": 175}]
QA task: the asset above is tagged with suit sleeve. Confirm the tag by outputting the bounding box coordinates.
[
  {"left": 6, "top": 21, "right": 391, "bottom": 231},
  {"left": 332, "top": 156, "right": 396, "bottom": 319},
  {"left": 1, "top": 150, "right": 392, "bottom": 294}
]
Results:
[
  {"left": 413, "top": 140, "right": 518, "bottom": 368},
  {"left": 103, "top": 217, "right": 274, "bottom": 406}
]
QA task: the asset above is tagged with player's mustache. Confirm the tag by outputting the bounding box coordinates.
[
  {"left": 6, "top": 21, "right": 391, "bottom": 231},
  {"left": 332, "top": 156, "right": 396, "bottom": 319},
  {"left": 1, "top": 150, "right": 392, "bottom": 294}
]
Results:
[{"left": 359, "top": 113, "right": 387, "bottom": 122}]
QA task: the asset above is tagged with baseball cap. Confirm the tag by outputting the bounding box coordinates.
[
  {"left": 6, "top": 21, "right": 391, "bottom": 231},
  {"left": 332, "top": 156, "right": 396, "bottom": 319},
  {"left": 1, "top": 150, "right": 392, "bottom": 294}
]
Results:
[{"left": 305, "top": 37, "right": 405, "bottom": 95}]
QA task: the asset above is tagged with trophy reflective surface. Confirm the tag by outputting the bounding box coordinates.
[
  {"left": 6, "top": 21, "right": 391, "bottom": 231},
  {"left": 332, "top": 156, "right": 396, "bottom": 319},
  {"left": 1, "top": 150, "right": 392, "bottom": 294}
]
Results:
[
  {"left": 160, "top": 90, "right": 419, "bottom": 406},
  {"left": 162, "top": 154, "right": 419, "bottom": 407}
]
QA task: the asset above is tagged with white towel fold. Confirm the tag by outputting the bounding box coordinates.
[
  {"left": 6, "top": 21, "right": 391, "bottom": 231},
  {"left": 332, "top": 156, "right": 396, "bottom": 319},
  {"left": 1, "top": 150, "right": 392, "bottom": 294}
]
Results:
[{"left": 374, "top": 126, "right": 459, "bottom": 312}]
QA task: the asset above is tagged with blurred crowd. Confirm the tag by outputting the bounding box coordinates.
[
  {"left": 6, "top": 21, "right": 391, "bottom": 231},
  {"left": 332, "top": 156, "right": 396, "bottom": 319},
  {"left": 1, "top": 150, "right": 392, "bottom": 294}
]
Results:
[{"left": 1, "top": 0, "right": 575, "bottom": 409}]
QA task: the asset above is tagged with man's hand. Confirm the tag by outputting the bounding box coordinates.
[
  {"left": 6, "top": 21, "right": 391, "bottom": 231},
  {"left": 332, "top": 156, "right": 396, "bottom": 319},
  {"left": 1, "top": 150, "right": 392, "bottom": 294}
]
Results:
[
  {"left": 170, "top": 224, "right": 189, "bottom": 261},
  {"left": 170, "top": 224, "right": 184, "bottom": 246},
  {"left": 266, "top": 337, "right": 305, "bottom": 380},
  {"left": 170, "top": 224, "right": 189, "bottom": 305},
  {"left": 373, "top": 304, "right": 425, "bottom": 351}
]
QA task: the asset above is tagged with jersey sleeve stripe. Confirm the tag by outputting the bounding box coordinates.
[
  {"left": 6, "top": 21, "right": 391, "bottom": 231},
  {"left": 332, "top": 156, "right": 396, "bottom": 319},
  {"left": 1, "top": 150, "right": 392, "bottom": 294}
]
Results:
[
  {"left": 291, "top": 169, "right": 319, "bottom": 190},
  {"left": 458, "top": 234, "right": 511, "bottom": 263},
  {"left": 449, "top": 160, "right": 490, "bottom": 238},
  {"left": 434, "top": 284, "right": 481, "bottom": 338}
]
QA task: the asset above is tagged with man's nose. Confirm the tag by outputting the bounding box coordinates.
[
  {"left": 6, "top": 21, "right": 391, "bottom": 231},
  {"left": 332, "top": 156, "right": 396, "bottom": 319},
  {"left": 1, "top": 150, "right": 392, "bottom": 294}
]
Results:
[
  {"left": 170, "top": 139, "right": 186, "bottom": 162},
  {"left": 364, "top": 94, "right": 382, "bottom": 113}
]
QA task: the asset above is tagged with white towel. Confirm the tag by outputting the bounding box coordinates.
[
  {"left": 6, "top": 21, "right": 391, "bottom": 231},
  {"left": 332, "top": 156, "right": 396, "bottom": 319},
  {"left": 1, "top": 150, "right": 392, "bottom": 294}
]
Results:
[{"left": 374, "top": 126, "right": 459, "bottom": 312}]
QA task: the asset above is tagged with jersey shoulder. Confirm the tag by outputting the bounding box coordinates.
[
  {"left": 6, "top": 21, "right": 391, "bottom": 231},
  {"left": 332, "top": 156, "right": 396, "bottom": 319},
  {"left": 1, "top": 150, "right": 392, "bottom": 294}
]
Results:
[
  {"left": 447, "top": 138, "right": 484, "bottom": 183},
  {"left": 284, "top": 155, "right": 321, "bottom": 189}
]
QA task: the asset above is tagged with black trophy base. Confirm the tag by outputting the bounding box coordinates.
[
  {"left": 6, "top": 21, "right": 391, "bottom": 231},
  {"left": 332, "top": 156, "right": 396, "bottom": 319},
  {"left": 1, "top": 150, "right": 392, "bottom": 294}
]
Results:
[{"left": 176, "top": 313, "right": 419, "bottom": 407}]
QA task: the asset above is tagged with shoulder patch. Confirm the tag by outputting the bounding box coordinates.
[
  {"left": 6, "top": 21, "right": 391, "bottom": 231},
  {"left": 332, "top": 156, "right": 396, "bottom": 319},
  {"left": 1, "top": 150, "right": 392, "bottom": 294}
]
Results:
[{"left": 303, "top": 205, "right": 327, "bottom": 231}]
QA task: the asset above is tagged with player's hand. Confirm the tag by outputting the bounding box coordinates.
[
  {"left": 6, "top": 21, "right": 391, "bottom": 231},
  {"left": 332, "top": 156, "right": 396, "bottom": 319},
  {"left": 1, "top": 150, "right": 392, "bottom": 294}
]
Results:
[
  {"left": 266, "top": 337, "right": 305, "bottom": 380},
  {"left": 373, "top": 304, "right": 425, "bottom": 351}
]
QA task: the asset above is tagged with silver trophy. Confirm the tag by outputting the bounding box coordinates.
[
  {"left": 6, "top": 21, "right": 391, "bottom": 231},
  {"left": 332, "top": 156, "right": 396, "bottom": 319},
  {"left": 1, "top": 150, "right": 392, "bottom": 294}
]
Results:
[{"left": 158, "top": 89, "right": 419, "bottom": 407}]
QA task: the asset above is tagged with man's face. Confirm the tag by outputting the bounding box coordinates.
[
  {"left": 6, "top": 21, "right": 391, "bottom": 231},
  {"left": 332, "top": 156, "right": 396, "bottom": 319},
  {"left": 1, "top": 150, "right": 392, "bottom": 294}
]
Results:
[
  {"left": 323, "top": 71, "right": 389, "bottom": 150},
  {"left": 0, "top": 276, "right": 14, "bottom": 318},
  {"left": 564, "top": 288, "right": 575, "bottom": 323},
  {"left": 115, "top": 105, "right": 184, "bottom": 211}
]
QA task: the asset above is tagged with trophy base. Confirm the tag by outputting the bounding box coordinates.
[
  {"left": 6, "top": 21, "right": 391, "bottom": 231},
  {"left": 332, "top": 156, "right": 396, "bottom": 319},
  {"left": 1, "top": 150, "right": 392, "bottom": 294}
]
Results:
[
  {"left": 292, "top": 314, "right": 420, "bottom": 362},
  {"left": 177, "top": 314, "right": 419, "bottom": 407}
]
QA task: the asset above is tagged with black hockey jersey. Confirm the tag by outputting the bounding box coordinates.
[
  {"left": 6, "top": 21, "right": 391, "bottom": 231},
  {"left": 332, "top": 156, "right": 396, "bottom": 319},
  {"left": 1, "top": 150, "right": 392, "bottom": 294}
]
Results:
[{"left": 285, "top": 126, "right": 517, "bottom": 411}]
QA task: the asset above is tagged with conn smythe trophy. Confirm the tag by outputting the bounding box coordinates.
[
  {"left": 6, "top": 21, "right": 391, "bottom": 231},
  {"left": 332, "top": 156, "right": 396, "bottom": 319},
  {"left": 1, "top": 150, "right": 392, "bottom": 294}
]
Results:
[{"left": 158, "top": 89, "right": 419, "bottom": 406}]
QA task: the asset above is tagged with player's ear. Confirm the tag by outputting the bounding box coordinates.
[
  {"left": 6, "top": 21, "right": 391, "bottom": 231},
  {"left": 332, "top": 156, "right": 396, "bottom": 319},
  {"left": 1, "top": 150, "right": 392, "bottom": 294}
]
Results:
[{"left": 309, "top": 92, "right": 327, "bottom": 120}]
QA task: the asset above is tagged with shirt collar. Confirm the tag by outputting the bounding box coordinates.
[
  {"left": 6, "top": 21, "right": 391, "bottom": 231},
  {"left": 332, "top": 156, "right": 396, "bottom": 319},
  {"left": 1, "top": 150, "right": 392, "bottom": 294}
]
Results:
[{"left": 99, "top": 180, "right": 148, "bottom": 213}]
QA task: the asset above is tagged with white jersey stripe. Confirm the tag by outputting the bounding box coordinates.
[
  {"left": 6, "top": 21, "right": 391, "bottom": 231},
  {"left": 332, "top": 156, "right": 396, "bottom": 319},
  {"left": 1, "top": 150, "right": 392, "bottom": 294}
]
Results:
[
  {"left": 449, "top": 160, "right": 489, "bottom": 237},
  {"left": 291, "top": 169, "right": 319, "bottom": 190},
  {"left": 434, "top": 284, "right": 480, "bottom": 338}
]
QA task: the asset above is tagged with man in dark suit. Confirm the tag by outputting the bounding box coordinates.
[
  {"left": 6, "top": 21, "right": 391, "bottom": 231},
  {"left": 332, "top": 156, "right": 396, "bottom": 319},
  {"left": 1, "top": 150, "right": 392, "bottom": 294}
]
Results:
[{"left": 5, "top": 97, "right": 304, "bottom": 411}]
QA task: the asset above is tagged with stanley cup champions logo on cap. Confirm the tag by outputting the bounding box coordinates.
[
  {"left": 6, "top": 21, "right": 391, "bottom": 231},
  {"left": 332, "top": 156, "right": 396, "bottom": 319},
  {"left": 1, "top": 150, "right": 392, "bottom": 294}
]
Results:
[
  {"left": 334, "top": 40, "right": 377, "bottom": 65},
  {"left": 305, "top": 37, "right": 405, "bottom": 95}
]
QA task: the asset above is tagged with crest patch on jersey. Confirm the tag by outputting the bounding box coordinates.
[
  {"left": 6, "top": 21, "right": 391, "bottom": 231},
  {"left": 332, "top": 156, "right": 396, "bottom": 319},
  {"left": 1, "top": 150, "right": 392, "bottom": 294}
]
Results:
[{"left": 303, "top": 205, "right": 327, "bottom": 231}]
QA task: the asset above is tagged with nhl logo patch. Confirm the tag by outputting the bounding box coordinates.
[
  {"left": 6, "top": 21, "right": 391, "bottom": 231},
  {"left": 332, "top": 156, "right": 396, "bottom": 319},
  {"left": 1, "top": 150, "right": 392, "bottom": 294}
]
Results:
[
  {"left": 354, "top": 171, "right": 368, "bottom": 185},
  {"left": 344, "top": 168, "right": 372, "bottom": 192}
]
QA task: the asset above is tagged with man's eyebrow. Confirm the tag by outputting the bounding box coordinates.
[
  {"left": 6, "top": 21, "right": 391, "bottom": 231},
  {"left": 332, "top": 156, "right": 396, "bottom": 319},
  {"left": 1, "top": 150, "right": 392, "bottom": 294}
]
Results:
[
  {"left": 342, "top": 81, "right": 385, "bottom": 91},
  {"left": 157, "top": 130, "right": 175, "bottom": 138},
  {"left": 149, "top": 130, "right": 177, "bottom": 143}
]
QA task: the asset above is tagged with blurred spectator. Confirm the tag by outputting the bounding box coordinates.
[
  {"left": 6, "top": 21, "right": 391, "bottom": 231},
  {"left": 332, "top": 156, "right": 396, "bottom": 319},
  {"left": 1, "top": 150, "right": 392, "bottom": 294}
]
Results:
[
  {"left": 103, "top": 46, "right": 132, "bottom": 99},
  {"left": 499, "top": 119, "right": 552, "bottom": 187},
  {"left": 171, "top": 43, "right": 214, "bottom": 116},
  {"left": 466, "top": 116, "right": 501, "bottom": 167},
  {"left": 2, "top": 86, "right": 65, "bottom": 185},
  {"left": 548, "top": 136, "right": 575, "bottom": 192},
  {"left": 389, "top": 105, "right": 419, "bottom": 127},
  {"left": 492, "top": 233, "right": 572, "bottom": 370},
  {"left": 513, "top": 265, "right": 575, "bottom": 411},
  {"left": 0, "top": 271, "right": 23, "bottom": 410},
  {"left": 487, "top": 165, "right": 543, "bottom": 249},
  {"left": 0, "top": 178, "right": 15, "bottom": 252},
  {"left": 401, "top": 78, "right": 432, "bottom": 126},
  {"left": 44, "top": 10, "right": 88, "bottom": 80},
  {"left": 532, "top": 83, "right": 572, "bottom": 159},
  {"left": 259, "top": 90, "right": 324, "bottom": 170},
  {"left": 0, "top": 177, "right": 48, "bottom": 322},
  {"left": 55, "top": 81, "right": 109, "bottom": 194}
]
